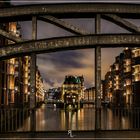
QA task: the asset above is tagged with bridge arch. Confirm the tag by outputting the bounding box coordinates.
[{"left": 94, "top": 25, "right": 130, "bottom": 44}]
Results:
[
  {"left": 0, "top": 34, "right": 140, "bottom": 59},
  {"left": 0, "top": 3, "right": 140, "bottom": 20},
  {"left": 0, "top": 3, "right": 140, "bottom": 131}
]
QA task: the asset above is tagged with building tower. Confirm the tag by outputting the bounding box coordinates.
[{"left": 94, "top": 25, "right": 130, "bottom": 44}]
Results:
[{"left": 61, "top": 75, "right": 84, "bottom": 103}]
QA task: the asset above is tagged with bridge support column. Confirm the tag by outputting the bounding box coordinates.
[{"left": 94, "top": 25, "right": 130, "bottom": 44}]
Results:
[
  {"left": 30, "top": 16, "right": 37, "bottom": 132},
  {"left": 95, "top": 14, "right": 101, "bottom": 130}
]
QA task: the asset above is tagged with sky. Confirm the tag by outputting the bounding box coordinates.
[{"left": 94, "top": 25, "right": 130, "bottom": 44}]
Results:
[{"left": 11, "top": 0, "right": 140, "bottom": 89}]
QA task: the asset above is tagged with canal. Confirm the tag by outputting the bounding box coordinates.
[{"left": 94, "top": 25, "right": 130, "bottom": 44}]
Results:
[{"left": 17, "top": 104, "right": 140, "bottom": 131}]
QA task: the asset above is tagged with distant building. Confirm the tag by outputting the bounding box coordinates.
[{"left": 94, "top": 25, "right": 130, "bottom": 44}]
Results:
[
  {"left": 46, "top": 87, "right": 62, "bottom": 100},
  {"left": 36, "top": 68, "right": 45, "bottom": 104},
  {"left": 84, "top": 80, "right": 105, "bottom": 102},
  {"left": 61, "top": 75, "right": 84, "bottom": 103},
  {"left": 84, "top": 87, "right": 95, "bottom": 101}
]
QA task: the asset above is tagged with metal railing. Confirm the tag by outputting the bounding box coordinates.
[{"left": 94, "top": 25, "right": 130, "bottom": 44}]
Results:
[
  {"left": 0, "top": 108, "right": 30, "bottom": 132},
  {"left": 101, "top": 107, "right": 140, "bottom": 130}
]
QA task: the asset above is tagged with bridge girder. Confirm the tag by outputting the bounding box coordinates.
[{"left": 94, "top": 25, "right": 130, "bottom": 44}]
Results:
[
  {"left": 0, "top": 3, "right": 140, "bottom": 21},
  {"left": 0, "top": 34, "right": 140, "bottom": 59},
  {"left": 0, "top": 28, "right": 23, "bottom": 42},
  {"left": 0, "top": 3, "right": 140, "bottom": 44},
  {"left": 0, "top": 3, "right": 140, "bottom": 130},
  {"left": 1, "top": 13, "right": 139, "bottom": 45}
]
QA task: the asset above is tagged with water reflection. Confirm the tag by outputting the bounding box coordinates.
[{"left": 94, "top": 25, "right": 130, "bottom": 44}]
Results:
[
  {"left": 5, "top": 104, "right": 140, "bottom": 131},
  {"left": 35, "top": 105, "right": 95, "bottom": 131}
]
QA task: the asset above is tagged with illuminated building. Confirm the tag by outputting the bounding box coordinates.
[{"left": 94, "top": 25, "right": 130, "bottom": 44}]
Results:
[
  {"left": 123, "top": 48, "right": 132, "bottom": 106},
  {"left": 84, "top": 87, "right": 95, "bottom": 101},
  {"left": 104, "top": 47, "right": 140, "bottom": 107},
  {"left": 0, "top": 22, "right": 17, "bottom": 107},
  {"left": 7, "top": 22, "right": 21, "bottom": 107},
  {"left": 0, "top": 22, "right": 30, "bottom": 108},
  {"left": 84, "top": 81, "right": 104, "bottom": 103},
  {"left": 61, "top": 75, "right": 84, "bottom": 103},
  {"left": 104, "top": 71, "right": 113, "bottom": 103},
  {"left": 46, "top": 87, "right": 62, "bottom": 100},
  {"left": 36, "top": 68, "right": 45, "bottom": 104},
  {"left": 132, "top": 48, "right": 140, "bottom": 107},
  {"left": 0, "top": 11, "right": 44, "bottom": 108}
]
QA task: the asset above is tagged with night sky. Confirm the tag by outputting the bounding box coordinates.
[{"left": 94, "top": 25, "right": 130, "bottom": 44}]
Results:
[{"left": 11, "top": 0, "right": 140, "bottom": 89}]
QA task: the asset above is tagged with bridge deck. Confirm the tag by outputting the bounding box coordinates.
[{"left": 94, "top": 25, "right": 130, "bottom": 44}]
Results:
[{"left": 0, "top": 130, "right": 140, "bottom": 139}]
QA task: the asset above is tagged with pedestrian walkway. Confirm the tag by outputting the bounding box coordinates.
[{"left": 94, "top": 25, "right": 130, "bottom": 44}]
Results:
[{"left": 1, "top": 130, "right": 140, "bottom": 139}]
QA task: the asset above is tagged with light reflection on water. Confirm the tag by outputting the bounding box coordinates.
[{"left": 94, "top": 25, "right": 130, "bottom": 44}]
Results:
[
  {"left": 35, "top": 104, "right": 95, "bottom": 131},
  {"left": 18, "top": 104, "right": 138, "bottom": 131},
  {"left": 101, "top": 107, "right": 131, "bottom": 130}
]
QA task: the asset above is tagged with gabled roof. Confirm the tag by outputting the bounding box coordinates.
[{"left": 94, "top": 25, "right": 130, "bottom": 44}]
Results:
[{"left": 64, "top": 75, "right": 83, "bottom": 84}]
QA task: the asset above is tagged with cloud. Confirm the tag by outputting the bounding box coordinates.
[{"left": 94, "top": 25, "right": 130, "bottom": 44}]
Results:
[
  {"left": 37, "top": 49, "right": 95, "bottom": 88},
  {"left": 37, "top": 47, "right": 123, "bottom": 89},
  {"left": 37, "top": 50, "right": 89, "bottom": 71}
]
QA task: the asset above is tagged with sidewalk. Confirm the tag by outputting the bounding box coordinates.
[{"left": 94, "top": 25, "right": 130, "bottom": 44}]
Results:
[{"left": 1, "top": 130, "right": 140, "bottom": 139}]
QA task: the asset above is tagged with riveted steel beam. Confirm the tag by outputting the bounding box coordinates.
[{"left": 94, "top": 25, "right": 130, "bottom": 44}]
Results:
[
  {"left": 95, "top": 14, "right": 101, "bottom": 130},
  {"left": 0, "top": 34, "right": 140, "bottom": 59},
  {"left": 30, "top": 16, "right": 37, "bottom": 109},
  {"left": 103, "top": 14, "right": 140, "bottom": 33},
  {"left": 0, "top": 28, "right": 23, "bottom": 42},
  {"left": 30, "top": 16, "right": 37, "bottom": 132},
  {"left": 0, "top": 3, "right": 140, "bottom": 20},
  {"left": 38, "top": 16, "right": 90, "bottom": 35}
]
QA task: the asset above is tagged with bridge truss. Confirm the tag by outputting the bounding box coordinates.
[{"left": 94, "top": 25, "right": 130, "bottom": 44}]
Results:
[{"left": 0, "top": 3, "right": 140, "bottom": 130}]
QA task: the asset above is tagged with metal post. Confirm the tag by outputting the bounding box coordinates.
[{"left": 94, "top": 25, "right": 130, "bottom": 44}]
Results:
[
  {"left": 88, "top": 91, "right": 89, "bottom": 101},
  {"left": 30, "top": 16, "right": 37, "bottom": 132},
  {"left": 95, "top": 14, "right": 101, "bottom": 130},
  {"left": 18, "top": 57, "right": 22, "bottom": 107}
]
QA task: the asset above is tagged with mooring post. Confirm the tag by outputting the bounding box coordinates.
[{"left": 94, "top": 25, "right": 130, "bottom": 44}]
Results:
[
  {"left": 30, "top": 16, "right": 37, "bottom": 132},
  {"left": 95, "top": 14, "right": 101, "bottom": 130}
]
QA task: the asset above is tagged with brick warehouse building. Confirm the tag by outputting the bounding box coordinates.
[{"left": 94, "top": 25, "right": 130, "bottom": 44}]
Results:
[
  {"left": 61, "top": 75, "right": 84, "bottom": 103},
  {"left": 0, "top": 1, "right": 44, "bottom": 108},
  {"left": 104, "top": 47, "right": 140, "bottom": 107}
]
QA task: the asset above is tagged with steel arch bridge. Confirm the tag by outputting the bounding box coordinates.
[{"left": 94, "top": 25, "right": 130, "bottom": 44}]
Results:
[{"left": 1, "top": 3, "right": 140, "bottom": 130}]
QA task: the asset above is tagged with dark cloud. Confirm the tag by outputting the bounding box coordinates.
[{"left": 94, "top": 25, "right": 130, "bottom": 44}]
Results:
[
  {"left": 37, "top": 49, "right": 95, "bottom": 88},
  {"left": 37, "top": 47, "right": 123, "bottom": 89},
  {"left": 37, "top": 50, "right": 88, "bottom": 71},
  {"left": 20, "top": 21, "right": 73, "bottom": 40},
  {"left": 45, "top": 78, "right": 55, "bottom": 87}
]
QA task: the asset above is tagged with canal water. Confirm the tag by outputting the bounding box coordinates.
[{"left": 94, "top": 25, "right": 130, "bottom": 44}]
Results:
[
  {"left": 17, "top": 104, "right": 138, "bottom": 131},
  {"left": 36, "top": 104, "right": 95, "bottom": 131}
]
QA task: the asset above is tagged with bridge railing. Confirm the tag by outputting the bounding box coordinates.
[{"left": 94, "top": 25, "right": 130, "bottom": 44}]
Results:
[
  {"left": 0, "top": 107, "right": 140, "bottom": 132},
  {"left": 101, "top": 107, "right": 140, "bottom": 130},
  {"left": 0, "top": 108, "right": 30, "bottom": 132}
]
